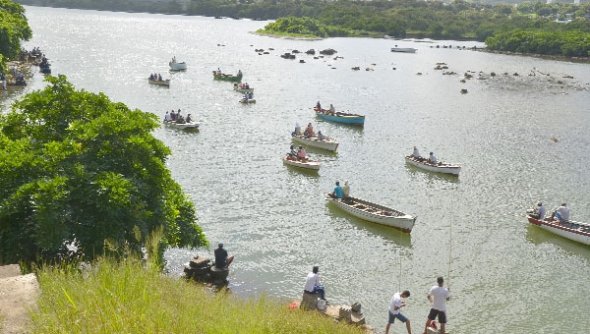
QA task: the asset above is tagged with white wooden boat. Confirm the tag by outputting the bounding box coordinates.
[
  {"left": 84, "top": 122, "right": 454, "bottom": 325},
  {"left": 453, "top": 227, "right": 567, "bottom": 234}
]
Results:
[
  {"left": 327, "top": 196, "right": 416, "bottom": 232},
  {"left": 527, "top": 215, "right": 590, "bottom": 246},
  {"left": 169, "top": 60, "right": 187, "bottom": 71},
  {"left": 148, "top": 78, "right": 170, "bottom": 87},
  {"left": 292, "top": 134, "right": 338, "bottom": 152},
  {"left": 164, "top": 121, "right": 200, "bottom": 130},
  {"left": 391, "top": 47, "right": 417, "bottom": 53},
  {"left": 405, "top": 155, "right": 461, "bottom": 176},
  {"left": 282, "top": 155, "right": 320, "bottom": 171}
]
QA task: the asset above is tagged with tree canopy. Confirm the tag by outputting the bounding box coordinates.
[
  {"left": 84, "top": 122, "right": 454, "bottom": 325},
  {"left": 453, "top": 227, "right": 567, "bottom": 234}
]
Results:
[
  {"left": 0, "top": 0, "right": 32, "bottom": 61},
  {"left": 0, "top": 75, "right": 207, "bottom": 265}
]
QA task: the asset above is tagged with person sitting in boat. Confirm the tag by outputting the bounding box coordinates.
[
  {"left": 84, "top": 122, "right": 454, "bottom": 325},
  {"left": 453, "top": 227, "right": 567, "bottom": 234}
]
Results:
[
  {"left": 176, "top": 115, "right": 185, "bottom": 124},
  {"left": 164, "top": 111, "right": 171, "bottom": 122},
  {"left": 296, "top": 146, "right": 307, "bottom": 161},
  {"left": 158, "top": 73, "right": 162, "bottom": 81},
  {"left": 411, "top": 146, "right": 422, "bottom": 159},
  {"left": 288, "top": 145, "right": 297, "bottom": 159},
  {"left": 329, "top": 181, "right": 344, "bottom": 199},
  {"left": 317, "top": 131, "right": 326, "bottom": 141},
  {"left": 149, "top": 73, "right": 154, "bottom": 80},
  {"left": 304, "top": 123, "right": 315, "bottom": 138},
  {"left": 238, "top": 69, "right": 242, "bottom": 76},
  {"left": 316, "top": 101, "right": 322, "bottom": 110},
  {"left": 343, "top": 180, "right": 352, "bottom": 203},
  {"left": 248, "top": 92, "right": 254, "bottom": 99},
  {"left": 531, "top": 202, "right": 545, "bottom": 220},
  {"left": 170, "top": 110, "right": 176, "bottom": 121},
  {"left": 293, "top": 123, "right": 302, "bottom": 136},
  {"left": 428, "top": 152, "right": 438, "bottom": 164},
  {"left": 553, "top": 203, "right": 570, "bottom": 223},
  {"left": 186, "top": 114, "right": 192, "bottom": 123},
  {"left": 329, "top": 104, "right": 335, "bottom": 114},
  {"left": 214, "top": 243, "right": 234, "bottom": 269}
]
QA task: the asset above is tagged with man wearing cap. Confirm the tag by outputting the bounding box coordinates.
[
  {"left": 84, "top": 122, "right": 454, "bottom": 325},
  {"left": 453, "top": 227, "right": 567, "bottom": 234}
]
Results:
[
  {"left": 385, "top": 290, "right": 412, "bottom": 334},
  {"left": 532, "top": 202, "right": 545, "bottom": 220},
  {"left": 214, "top": 243, "right": 234, "bottom": 269},
  {"left": 554, "top": 203, "right": 570, "bottom": 223}
]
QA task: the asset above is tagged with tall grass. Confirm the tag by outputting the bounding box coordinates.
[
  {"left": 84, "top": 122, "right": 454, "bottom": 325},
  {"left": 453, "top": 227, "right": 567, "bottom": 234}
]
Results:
[{"left": 32, "top": 257, "right": 364, "bottom": 333}]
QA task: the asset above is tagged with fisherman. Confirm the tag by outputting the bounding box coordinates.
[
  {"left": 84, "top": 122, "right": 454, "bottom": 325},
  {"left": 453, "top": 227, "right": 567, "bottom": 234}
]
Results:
[
  {"left": 554, "top": 203, "right": 570, "bottom": 223},
  {"left": 428, "top": 152, "right": 438, "bottom": 164},
  {"left": 293, "top": 123, "right": 302, "bottom": 136},
  {"left": 385, "top": 290, "right": 412, "bottom": 334},
  {"left": 423, "top": 277, "right": 450, "bottom": 334},
  {"left": 532, "top": 202, "right": 545, "bottom": 220},
  {"left": 214, "top": 243, "right": 234, "bottom": 269},
  {"left": 303, "top": 266, "right": 325, "bottom": 300},
  {"left": 186, "top": 114, "right": 192, "bottom": 123},
  {"left": 412, "top": 146, "right": 421, "bottom": 159},
  {"left": 330, "top": 181, "right": 344, "bottom": 199}
]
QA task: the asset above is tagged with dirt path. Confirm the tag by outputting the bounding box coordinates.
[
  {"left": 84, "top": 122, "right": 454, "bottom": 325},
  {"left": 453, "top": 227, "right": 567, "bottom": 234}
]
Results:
[{"left": 0, "top": 265, "right": 39, "bottom": 334}]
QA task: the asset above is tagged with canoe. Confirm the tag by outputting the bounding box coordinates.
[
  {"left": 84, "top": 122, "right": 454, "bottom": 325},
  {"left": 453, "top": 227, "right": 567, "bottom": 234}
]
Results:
[
  {"left": 391, "top": 47, "right": 417, "bottom": 53},
  {"left": 149, "top": 78, "right": 170, "bottom": 87},
  {"left": 169, "top": 61, "right": 187, "bottom": 71},
  {"left": 282, "top": 155, "right": 320, "bottom": 171},
  {"left": 292, "top": 134, "right": 338, "bottom": 152},
  {"left": 239, "top": 98, "right": 256, "bottom": 104},
  {"left": 163, "top": 121, "right": 200, "bottom": 130},
  {"left": 233, "top": 85, "right": 254, "bottom": 94},
  {"left": 213, "top": 71, "right": 242, "bottom": 82},
  {"left": 314, "top": 107, "right": 365, "bottom": 126},
  {"left": 327, "top": 196, "right": 416, "bottom": 233},
  {"left": 527, "top": 215, "right": 590, "bottom": 246},
  {"left": 404, "top": 155, "right": 461, "bottom": 175}
]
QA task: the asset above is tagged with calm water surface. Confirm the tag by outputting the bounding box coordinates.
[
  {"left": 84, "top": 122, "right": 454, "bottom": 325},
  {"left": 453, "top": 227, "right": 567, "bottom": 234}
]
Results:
[{"left": 5, "top": 6, "right": 590, "bottom": 333}]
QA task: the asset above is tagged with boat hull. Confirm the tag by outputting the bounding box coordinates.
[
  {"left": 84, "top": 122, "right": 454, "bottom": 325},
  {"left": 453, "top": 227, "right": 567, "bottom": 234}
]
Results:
[
  {"left": 327, "top": 196, "right": 416, "bottom": 232},
  {"left": 292, "top": 135, "right": 338, "bottom": 152},
  {"left": 213, "top": 71, "right": 242, "bottom": 82},
  {"left": 527, "top": 215, "right": 590, "bottom": 246},
  {"left": 234, "top": 86, "right": 254, "bottom": 94},
  {"left": 282, "top": 156, "right": 320, "bottom": 170},
  {"left": 405, "top": 156, "right": 461, "bottom": 175},
  {"left": 169, "top": 62, "right": 187, "bottom": 71},
  {"left": 239, "top": 99, "right": 256, "bottom": 104},
  {"left": 164, "top": 121, "right": 200, "bottom": 130},
  {"left": 391, "top": 47, "right": 417, "bottom": 53},
  {"left": 148, "top": 79, "right": 170, "bottom": 87},
  {"left": 315, "top": 109, "right": 365, "bottom": 126}
]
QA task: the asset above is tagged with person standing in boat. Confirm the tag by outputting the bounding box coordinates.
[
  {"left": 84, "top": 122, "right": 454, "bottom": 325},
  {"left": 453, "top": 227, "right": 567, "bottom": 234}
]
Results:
[
  {"left": 385, "top": 290, "right": 412, "bottom": 334},
  {"left": 428, "top": 152, "right": 438, "bottom": 164},
  {"left": 214, "top": 243, "right": 234, "bottom": 269},
  {"left": 329, "top": 181, "right": 344, "bottom": 199},
  {"left": 554, "top": 203, "right": 570, "bottom": 223},
  {"left": 303, "top": 265, "right": 325, "bottom": 301},
  {"left": 423, "top": 277, "right": 450, "bottom": 334}
]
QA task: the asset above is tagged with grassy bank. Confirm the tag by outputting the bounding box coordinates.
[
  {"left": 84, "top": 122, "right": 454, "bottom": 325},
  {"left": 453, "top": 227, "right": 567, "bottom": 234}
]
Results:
[{"left": 32, "top": 257, "right": 365, "bottom": 334}]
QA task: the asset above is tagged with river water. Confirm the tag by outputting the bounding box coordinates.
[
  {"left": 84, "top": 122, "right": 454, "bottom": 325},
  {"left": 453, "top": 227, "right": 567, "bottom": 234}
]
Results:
[{"left": 5, "top": 6, "right": 590, "bottom": 333}]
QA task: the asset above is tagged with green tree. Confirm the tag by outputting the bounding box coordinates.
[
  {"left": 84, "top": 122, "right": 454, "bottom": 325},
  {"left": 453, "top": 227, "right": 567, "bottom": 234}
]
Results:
[
  {"left": 0, "top": 0, "right": 32, "bottom": 59},
  {"left": 0, "top": 75, "right": 207, "bottom": 265}
]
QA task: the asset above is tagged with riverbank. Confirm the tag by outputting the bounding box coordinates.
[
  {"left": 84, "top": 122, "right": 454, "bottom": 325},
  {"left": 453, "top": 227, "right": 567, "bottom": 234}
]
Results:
[{"left": 31, "top": 257, "right": 368, "bottom": 333}]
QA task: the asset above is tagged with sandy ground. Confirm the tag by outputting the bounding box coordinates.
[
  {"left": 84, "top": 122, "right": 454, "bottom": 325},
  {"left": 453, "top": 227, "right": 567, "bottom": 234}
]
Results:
[{"left": 0, "top": 265, "right": 39, "bottom": 334}]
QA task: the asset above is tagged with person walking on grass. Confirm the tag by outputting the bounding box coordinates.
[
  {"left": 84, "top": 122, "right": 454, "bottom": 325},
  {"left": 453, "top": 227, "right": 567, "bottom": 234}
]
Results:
[{"left": 386, "top": 290, "right": 412, "bottom": 334}]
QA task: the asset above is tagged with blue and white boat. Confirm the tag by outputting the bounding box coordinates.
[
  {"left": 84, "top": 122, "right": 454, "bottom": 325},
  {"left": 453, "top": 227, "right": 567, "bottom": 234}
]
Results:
[{"left": 314, "top": 107, "right": 365, "bottom": 126}]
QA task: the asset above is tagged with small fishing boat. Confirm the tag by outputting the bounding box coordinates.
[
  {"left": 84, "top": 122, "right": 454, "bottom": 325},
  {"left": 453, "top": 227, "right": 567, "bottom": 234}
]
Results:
[
  {"left": 282, "top": 155, "right": 320, "bottom": 171},
  {"left": 213, "top": 70, "right": 242, "bottom": 82},
  {"left": 163, "top": 120, "right": 200, "bottom": 130},
  {"left": 404, "top": 155, "right": 461, "bottom": 176},
  {"left": 292, "top": 134, "right": 338, "bottom": 152},
  {"left": 526, "top": 215, "right": 590, "bottom": 246},
  {"left": 148, "top": 78, "right": 170, "bottom": 87},
  {"left": 169, "top": 59, "right": 187, "bottom": 71},
  {"left": 233, "top": 83, "right": 254, "bottom": 94},
  {"left": 327, "top": 196, "right": 416, "bottom": 232},
  {"left": 314, "top": 107, "right": 365, "bottom": 126},
  {"left": 391, "top": 47, "right": 417, "bottom": 53},
  {"left": 239, "top": 97, "right": 256, "bottom": 104}
]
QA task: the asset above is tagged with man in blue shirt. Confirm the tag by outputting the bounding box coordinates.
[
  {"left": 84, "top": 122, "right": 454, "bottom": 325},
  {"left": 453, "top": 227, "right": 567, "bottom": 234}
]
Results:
[{"left": 330, "top": 181, "right": 344, "bottom": 199}]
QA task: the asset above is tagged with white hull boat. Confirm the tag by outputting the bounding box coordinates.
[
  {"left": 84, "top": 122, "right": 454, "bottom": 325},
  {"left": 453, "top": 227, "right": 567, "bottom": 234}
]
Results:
[
  {"left": 292, "top": 134, "right": 338, "bottom": 152},
  {"left": 282, "top": 155, "right": 320, "bottom": 171},
  {"left": 169, "top": 61, "right": 187, "bottom": 71},
  {"left": 391, "top": 47, "right": 417, "bottom": 53},
  {"left": 527, "top": 215, "right": 590, "bottom": 246},
  {"left": 327, "top": 196, "right": 416, "bottom": 232},
  {"left": 405, "top": 156, "right": 461, "bottom": 175},
  {"left": 164, "top": 121, "right": 200, "bottom": 130}
]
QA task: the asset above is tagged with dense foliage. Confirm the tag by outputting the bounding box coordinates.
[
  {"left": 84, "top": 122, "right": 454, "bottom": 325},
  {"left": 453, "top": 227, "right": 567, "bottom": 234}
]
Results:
[
  {"left": 0, "top": 0, "right": 32, "bottom": 66},
  {"left": 486, "top": 29, "right": 590, "bottom": 57},
  {"left": 0, "top": 75, "right": 207, "bottom": 265}
]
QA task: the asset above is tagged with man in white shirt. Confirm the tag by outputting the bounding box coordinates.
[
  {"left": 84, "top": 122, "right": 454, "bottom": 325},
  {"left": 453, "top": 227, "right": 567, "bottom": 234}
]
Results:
[
  {"left": 428, "top": 152, "right": 437, "bottom": 164},
  {"left": 412, "top": 146, "right": 421, "bottom": 159},
  {"left": 555, "top": 203, "right": 570, "bottom": 223},
  {"left": 385, "top": 290, "right": 412, "bottom": 334},
  {"left": 303, "top": 266, "right": 325, "bottom": 300},
  {"left": 424, "top": 277, "right": 450, "bottom": 334}
]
